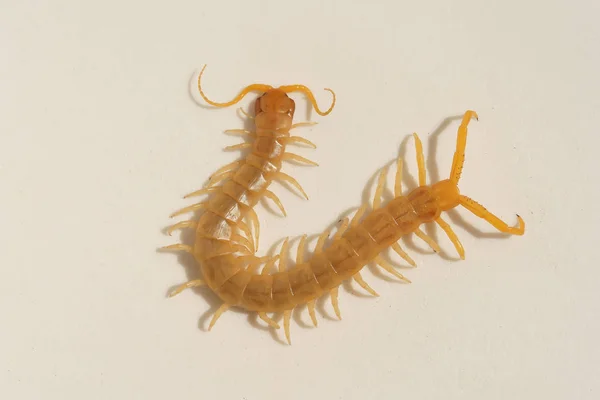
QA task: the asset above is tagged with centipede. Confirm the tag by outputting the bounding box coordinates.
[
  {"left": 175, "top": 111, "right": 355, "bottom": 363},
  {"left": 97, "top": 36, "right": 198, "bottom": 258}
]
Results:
[{"left": 162, "top": 66, "right": 525, "bottom": 344}]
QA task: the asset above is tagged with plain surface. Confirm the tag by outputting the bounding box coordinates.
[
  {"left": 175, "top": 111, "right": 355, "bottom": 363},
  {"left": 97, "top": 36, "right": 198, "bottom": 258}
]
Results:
[{"left": 1, "top": 1, "right": 598, "bottom": 399}]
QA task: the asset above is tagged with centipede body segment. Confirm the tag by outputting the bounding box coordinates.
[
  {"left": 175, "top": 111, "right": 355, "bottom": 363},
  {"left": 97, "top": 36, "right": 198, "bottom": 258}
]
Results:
[{"left": 162, "top": 66, "right": 525, "bottom": 344}]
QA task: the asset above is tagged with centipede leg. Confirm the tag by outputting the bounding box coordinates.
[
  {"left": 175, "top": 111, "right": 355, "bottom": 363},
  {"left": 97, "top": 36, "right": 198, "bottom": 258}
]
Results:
[
  {"left": 231, "top": 219, "right": 254, "bottom": 249},
  {"left": 394, "top": 157, "right": 404, "bottom": 197},
  {"left": 450, "top": 111, "right": 479, "bottom": 185},
  {"left": 353, "top": 272, "right": 379, "bottom": 296},
  {"left": 245, "top": 207, "right": 260, "bottom": 250},
  {"left": 282, "top": 152, "right": 319, "bottom": 166},
  {"left": 459, "top": 195, "right": 525, "bottom": 235},
  {"left": 373, "top": 166, "right": 389, "bottom": 209},
  {"left": 414, "top": 228, "right": 441, "bottom": 253},
  {"left": 375, "top": 256, "right": 411, "bottom": 283},
  {"left": 283, "top": 310, "right": 292, "bottom": 344},
  {"left": 205, "top": 171, "right": 234, "bottom": 188},
  {"left": 231, "top": 233, "right": 255, "bottom": 254},
  {"left": 315, "top": 229, "right": 331, "bottom": 254},
  {"left": 258, "top": 312, "right": 280, "bottom": 329},
  {"left": 168, "top": 279, "right": 205, "bottom": 297},
  {"left": 169, "top": 202, "right": 207, "bottom": 218},
  {"left": 165, "top": 220, "right": 197, "bottom": 236},
  {"left": 270, "top": 172, "right": 309, "bottom": 200},
  {"left": 260, "top": 256, "right": 279, "bottom": 275},
  {"left": 224, "top": 128, "right": 256, "bottom": 138},
  {"left": 351, "top": 205, "right": 368, "bottom": 227},
  {"left": 210, "top": 160, "right": 242, "bottom": 178},
  {"left": 236, "top": 107, "right": 254, "bottom": 120},
  {"left": 391, "top": 156, "right": 417, "bottom": 265},
  {"left": 392, "top": 242, "right": 416, "bottom": 267},
  {"left": 413, "top": 133, "right": 427, "bottom": 186},
  {"left": 297, "top": 234, "right": 307, "bottom": 264},
  {"left": 208, "top": 303, "right": 230, "bottom": 331},
  {"left": 280, "top": 136, "right": 317, "bottom": 149},
  {"left": 307, "top": 301, "right": 318, "bottom": 327},
  {"left": 333, "top": 218, "right": 350, "bottom": 240},
  {"left": 183, "top": 186, "right": 219, "bottom": 199},
  {"left": 160, "top": 244, "right": 193, "bottom": 253},
  {"left": 224, "top": 143, "right": 251, "bottom": 152},
  {"left": 330, "top": 287, "right": 342, "bottom": 320},
  {"left": 263, "top": 190, "right": 287, "bottom": 216},
  {"left": 279, "top": 237, "right": 290, "bottom": 271},
  {"left": 290, "top": 121, "right": 318, "bottom": 130},
  {"left": 435, "top": 217, "right": 465, "bottom": 259}
]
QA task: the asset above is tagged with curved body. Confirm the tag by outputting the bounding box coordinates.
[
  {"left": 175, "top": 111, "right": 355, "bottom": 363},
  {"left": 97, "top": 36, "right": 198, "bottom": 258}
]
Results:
[
  {"left": 200, "top": 185, "right": 443, "bottom": 312},
  {"left": 163, "top": 69, "right": 525, "bottom": 344}
]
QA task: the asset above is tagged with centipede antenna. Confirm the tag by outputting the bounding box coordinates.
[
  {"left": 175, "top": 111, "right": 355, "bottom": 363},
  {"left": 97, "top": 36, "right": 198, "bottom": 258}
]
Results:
[
  {"left": 278, "top": 84, "right": 336, "bottom": 116},
  {"left": 197, "top": 65, "right": 273, "bottom": 108}
]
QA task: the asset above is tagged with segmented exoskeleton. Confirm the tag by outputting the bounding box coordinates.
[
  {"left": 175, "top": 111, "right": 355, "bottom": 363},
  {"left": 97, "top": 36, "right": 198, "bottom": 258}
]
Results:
[{"left": 163, "top": 70, "right": 525, "bottom": 344}]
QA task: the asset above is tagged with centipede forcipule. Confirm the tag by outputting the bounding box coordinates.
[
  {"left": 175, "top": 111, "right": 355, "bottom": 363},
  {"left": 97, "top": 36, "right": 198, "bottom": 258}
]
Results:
[{"left": 162, "top": 68, "right": 525, "bottom": 344}]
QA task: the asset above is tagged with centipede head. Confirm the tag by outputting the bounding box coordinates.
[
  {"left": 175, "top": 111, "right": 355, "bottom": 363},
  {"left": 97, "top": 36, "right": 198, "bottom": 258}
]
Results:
[
  {"left": 254, "top": 90, "right": 296, "bottom": 118},
  {"left": 196, "top": 65, "right": 336, "bottom": 117}
]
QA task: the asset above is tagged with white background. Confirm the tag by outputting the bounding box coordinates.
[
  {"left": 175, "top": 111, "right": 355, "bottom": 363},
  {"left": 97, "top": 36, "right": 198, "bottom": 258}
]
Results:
[{"left": 1, "top": 1, "right": 598, "bottom": 399}]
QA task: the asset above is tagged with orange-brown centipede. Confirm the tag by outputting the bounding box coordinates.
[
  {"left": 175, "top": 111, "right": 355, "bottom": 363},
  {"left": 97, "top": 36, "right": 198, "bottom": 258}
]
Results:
[{"left": 162, "top": 67, "right": 525, "bottom": 344}]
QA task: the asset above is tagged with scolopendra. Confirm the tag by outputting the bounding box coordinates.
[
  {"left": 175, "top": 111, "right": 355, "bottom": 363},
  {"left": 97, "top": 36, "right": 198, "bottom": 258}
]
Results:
[{"left": 162, "top": 67, "right": 525, "bottom": 345}]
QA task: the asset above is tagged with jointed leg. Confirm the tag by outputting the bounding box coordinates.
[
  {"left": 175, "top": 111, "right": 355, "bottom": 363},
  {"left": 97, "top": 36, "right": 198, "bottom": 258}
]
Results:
[
  {"left": 231, "top": 233, "right": 255, "bottom": 254},
  {"left": 450, "top": 110, "right": 479, "bottom": 184},
  {"left": 279, "top": 238, "right": 290, "bottom": 272},
  {"left": 237, "top": 108, "right": 254, "bottom": 120},
  {"left": 208, "top": 303, "right": 230, "bottom": 331},
  {"left": 169, "top": 202, "right": 207, "bottom": 218},
  {"left": 414, "top": 228, "right": 441, "bottom": 253},
  {"left": 280, "top": 136, "right": 317, "bottom": 149},
  {"left": 261, "top": 256, "right": 279, "bottom": 275},
  {"left": 333, "top": 218, "right": 350, "bottom": 240},
  {"left": 435, "top": 217, "right": 465, "bottom": 259},
  {"left": 375, "top": 256, "right": 411, "bottom": 283},
  {"left": 413, "top": 133, "right": 426, "bottom": 186},
  {"left": 330, "top": 287, "right": 342, "bottom": 320},
  {"left": 315, "top": 229, "right": 331, "bottom": 254},
  {"left": 297, "top": 235, "right": 307, "bottom": 264},
  {"left": 290, "top": 121, "right": 318, "bottom": 130},
  {"left": 224, "top": 128, "right": 255, "bottom": 138},
  {"left": 373, "top": 166, "right": 389, "bottom": 209},
  {"left": 244, "top": 207, "right": 260, "bottom": 250},
  {"left": 392, "top": 242, "right": 416, "bottom": 267},
  {"left": 351, "top": 205, "right": 368, "bottom": 227},
  {"left": 206, "top": 171, "right": 234, "bottom": 187},
  {"left": 184, "top": 186, "right": 219, "bottom": 199},
  {"left": 270, "top": 172, "right": 309, "bottom": 200},
  {"left": 168, "top": 279, "right": 205, "bottom": 297},
  {"left": 307, "top": 300, "right": 318, "bottom": 327},
  {"left": 166, "top": 220, "right": 197, "bottom": 236},
  {"left": 353, "top": 272, "right": 379, "bottom": 296},
  {"left": 264, "top": 190, "right": 287, "bottom": 216},
  {"left": 161, "top": 243, "right": 193, "bottom": 253},
  {"left": 460, "top": 195, "right": 525, "bottom": 235},
  {"left": 210, "top": 160, "right": 242, "bottom": 178},
  {"left": 283, "top": 310, "right": 292, "bottom": 344},
  {"left": 258, "top": 312, "right": 280, "bottom": 329},
  {"left": 394, "top": 158, "right": 404, "bottom": 197},
  {"left": 224, "top": 143, "right": 251, "bottom": 152},
  {"left": 282, "top": 153, "right": 319, "bottom": 166}
]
